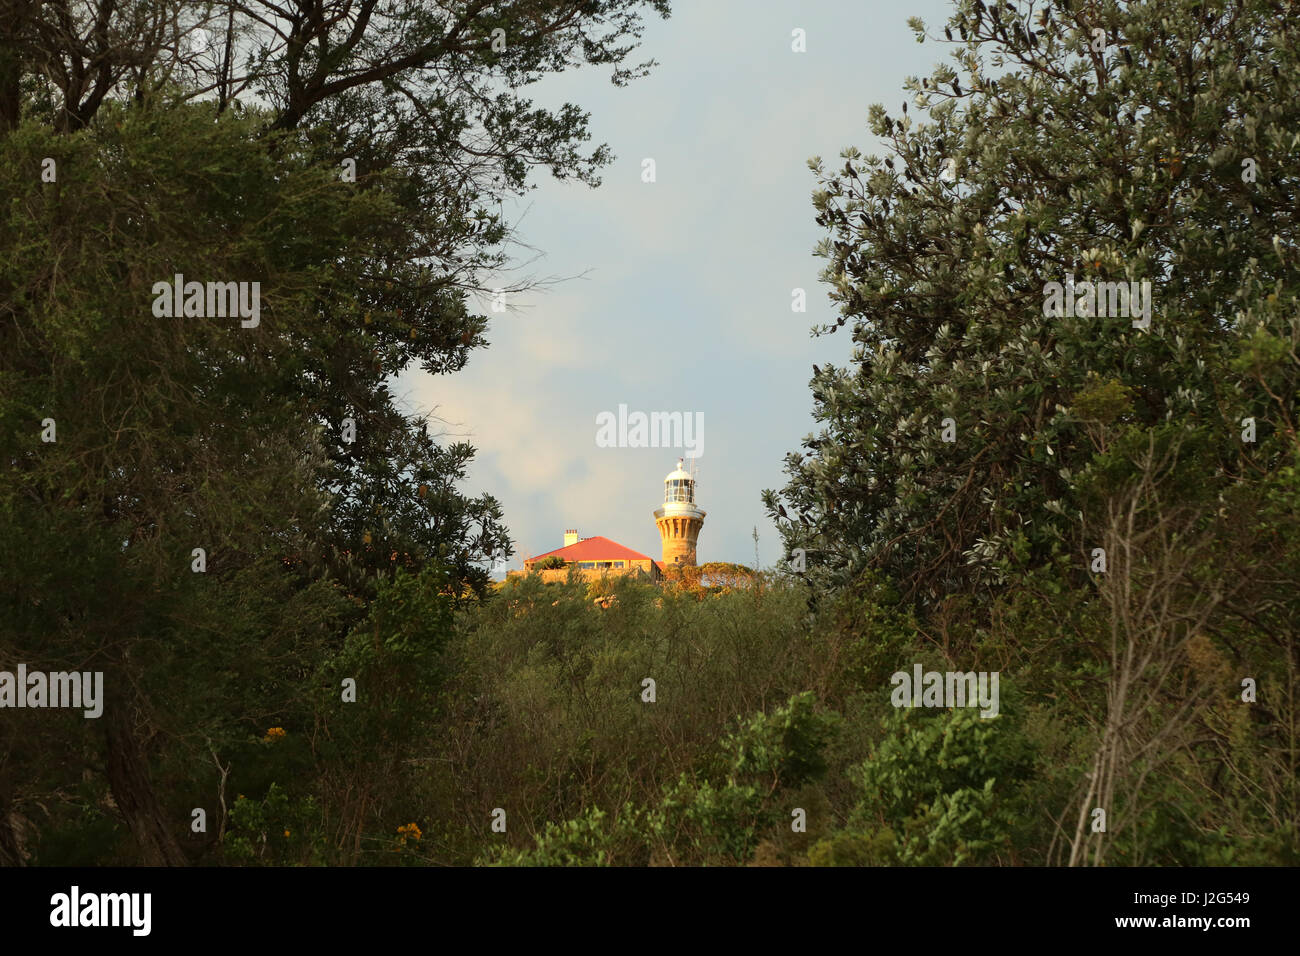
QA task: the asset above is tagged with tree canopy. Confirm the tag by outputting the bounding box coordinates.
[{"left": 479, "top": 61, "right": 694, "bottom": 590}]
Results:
[{"left": 0, "top": 0, "right": 670, "bottom": 864}]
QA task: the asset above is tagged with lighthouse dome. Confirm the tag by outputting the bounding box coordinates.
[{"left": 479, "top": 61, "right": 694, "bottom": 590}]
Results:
[{"left": 663, "top": 458, "right": 696, "bottom": 505}]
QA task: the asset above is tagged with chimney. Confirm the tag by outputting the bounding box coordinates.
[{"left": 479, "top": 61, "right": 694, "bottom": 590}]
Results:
[{"left": 564, "top": 529, "right": 579, "bottom": 547}]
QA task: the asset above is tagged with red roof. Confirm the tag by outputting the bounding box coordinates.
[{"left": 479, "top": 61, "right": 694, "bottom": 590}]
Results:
[{"left": 526, "top": 535, "right": 656, "bottom": 565}]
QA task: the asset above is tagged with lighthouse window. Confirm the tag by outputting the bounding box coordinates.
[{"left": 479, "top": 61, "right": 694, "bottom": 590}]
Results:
[{"left": 667, "top": 479, "right": 693, "bottom": 503}]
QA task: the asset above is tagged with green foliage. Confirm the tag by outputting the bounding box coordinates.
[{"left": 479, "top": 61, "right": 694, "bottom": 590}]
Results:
[
  {"left": 807, "top": 829, "right": 898, "bottom": 867},
  {"left": 840, "top": 706, "right": 1034, "bottom": 866},
  {"left": 0, "top": 0, "right": 666, "bottom": 865},
  {"left": 484, "top": 689, "right": 840, "bottom": 867},
  {"left": 767, "top": 0, "right": 1300, "bottom": 608},
  {"left": 759, "top": 0, "right": 1300, "bottom": 872},
  {"left": 224, "top": 784, "right": 326, "bottom": 866},
  {"left": 1071, "top": 373, "right": 1134, "bottom": 426},
  {"left": 723, "top": 691, "right": 839, "bottom": 791},
  {"left": 653, "top": 692, "right": 839, "bottom": 863}
]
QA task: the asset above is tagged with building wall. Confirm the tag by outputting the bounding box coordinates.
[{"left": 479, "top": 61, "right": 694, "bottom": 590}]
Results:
[{"left": 510, "top": 559, "right": 660, "bottom": 584}]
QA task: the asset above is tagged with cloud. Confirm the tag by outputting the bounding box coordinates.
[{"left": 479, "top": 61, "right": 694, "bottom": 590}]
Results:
[{"left": 396, "top": 0, "right": 956, "bottom": 569}]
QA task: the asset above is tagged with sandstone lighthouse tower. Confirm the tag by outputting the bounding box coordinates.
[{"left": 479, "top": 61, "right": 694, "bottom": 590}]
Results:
[{"left": 654, "top": 458, "right": 706, "bottom": 568}]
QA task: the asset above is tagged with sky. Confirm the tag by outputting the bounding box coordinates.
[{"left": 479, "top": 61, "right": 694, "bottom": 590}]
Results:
[{"left": 395, "top": 0, "right": 956, "bottom": 574}]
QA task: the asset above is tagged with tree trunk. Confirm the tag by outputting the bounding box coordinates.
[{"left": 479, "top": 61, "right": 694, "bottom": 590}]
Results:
[
  {"left": 103, "top": 704, "right": 189, "bottom": 866},
  {"left": 0, "top": 803, "right": 30, "bottom": 865}
]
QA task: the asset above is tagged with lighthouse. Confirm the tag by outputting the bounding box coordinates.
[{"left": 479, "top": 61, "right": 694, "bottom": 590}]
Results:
[{"left": 654, "top": 458, "right": 705, "bottom": 567}]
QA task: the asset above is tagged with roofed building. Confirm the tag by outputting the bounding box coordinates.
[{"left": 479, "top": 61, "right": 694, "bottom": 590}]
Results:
[
  {"left": 509, "top": 459, "right": 705, "bottom": 585},
  {"left": 514, "top": 532, "right": 662, "bottom": 583}
]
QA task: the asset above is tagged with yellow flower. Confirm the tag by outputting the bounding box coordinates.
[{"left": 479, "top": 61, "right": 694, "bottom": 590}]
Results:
[
  {"left": 284, "top": 830, "right": 290, "bottom": 837},
  {"left": 396, "top": 823, "right": 422, "bottom": 841},
  {"left": 262, "top": 727, "right": 287, "bottom": 743}
]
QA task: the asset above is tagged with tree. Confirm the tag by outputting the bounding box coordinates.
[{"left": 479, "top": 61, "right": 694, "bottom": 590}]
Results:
[
  {"left": 766, "top": 0, "right": 1300, "bottom": 608},
  {"left": 765, "top": 0, "right": 1300, "bottom": 867},
  {"left": 0, "top": 0, "right": 674, "bottom": 864}
]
